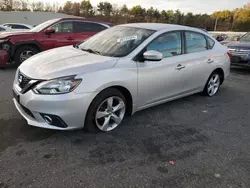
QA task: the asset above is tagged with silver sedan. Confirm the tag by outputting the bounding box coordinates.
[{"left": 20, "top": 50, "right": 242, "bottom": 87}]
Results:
[{"left": 13, "top": 23, "right": 230, "bottom": 132}]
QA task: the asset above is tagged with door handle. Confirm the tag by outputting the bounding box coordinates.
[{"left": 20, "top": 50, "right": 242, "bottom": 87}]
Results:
[
  {"left": 175, "top": 64, "right": 185, "bottom": 70},
  {"left": 207, "top": 59, "right": 214, "bottom": 63}
]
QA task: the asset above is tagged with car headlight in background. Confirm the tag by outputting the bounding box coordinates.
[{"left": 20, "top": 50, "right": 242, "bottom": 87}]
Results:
[
  {"left": 0, "top": 38, "right": 8, "bottom": 44},
  {"left": 33, "top": 76, "right": 82, "bottom": 95},
  {"left": 2, "top": 43, "right": 10, "bottom": 50}
]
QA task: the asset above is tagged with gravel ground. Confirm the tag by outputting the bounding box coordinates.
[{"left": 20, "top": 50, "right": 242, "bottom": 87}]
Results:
[{"left": 0, "top": 67, "right": 250, "bottom": 188}]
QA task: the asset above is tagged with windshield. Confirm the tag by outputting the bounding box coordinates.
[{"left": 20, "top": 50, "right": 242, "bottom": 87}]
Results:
[
  {"left": 78, "top": 26, "right": 155, "bottom": 57},
  {"left": 30, "top": 19, "right": 59, "bottom": 32},
  {"left": 239, "top": 32, "right": 250, "bottom": 42}
]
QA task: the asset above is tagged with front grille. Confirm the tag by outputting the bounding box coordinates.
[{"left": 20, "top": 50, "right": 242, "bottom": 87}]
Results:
[
  {"left": 18, "top": 71, "right": 31, "bottom": 89},
  {"left": 20, "top": 104, "right": 35, "bottom": 119}
]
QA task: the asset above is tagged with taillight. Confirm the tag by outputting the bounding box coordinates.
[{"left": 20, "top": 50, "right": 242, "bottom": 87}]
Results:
[{"left": 227, "top": 51, "right": 232, "bottom": 60}]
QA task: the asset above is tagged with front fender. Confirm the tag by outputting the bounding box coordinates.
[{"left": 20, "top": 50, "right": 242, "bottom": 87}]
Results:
[{"left": 74, "top": 67, "right": 138, "bottom": 104}]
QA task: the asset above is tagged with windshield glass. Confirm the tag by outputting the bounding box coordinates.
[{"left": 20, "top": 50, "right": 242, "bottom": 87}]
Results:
[
  {"left": 30, "top": 19, "right": 59, "bottom": 32},
  {"left": 78, "top": 26, "right": 155, "bottom": 57},
  {"left": 239, "top": 32, "right": 250, "bottom": 42}
]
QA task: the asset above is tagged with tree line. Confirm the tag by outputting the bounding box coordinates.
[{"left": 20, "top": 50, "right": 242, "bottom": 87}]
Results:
[{"left": 1, "top": 0, "right": 250, "bottom": 31}]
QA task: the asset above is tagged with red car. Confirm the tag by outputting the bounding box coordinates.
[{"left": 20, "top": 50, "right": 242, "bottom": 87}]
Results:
[{"left": 0, "top": 18, "right": 111, "bottom": 67}]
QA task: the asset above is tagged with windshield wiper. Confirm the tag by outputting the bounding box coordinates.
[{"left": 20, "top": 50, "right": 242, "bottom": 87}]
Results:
[{"left": 81, "top": 48, "right": 100, "bottom": 55}]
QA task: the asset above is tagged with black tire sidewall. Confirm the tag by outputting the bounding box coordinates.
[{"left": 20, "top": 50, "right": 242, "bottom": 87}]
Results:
[
  {"left": 203, "top": 72, "right": 221, "bottom": 97},
  {"left": 14, "top": 46, "right": 39, "bottom": 65},
  {"left": 84, "top": 88, "right": 126, "bottom": 133}
]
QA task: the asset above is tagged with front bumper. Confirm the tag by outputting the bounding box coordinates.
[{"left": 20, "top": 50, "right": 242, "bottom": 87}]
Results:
[
  {"left": 13, "top": 84, "right": 98, "bottom": 130},
  {"left": 0, "top": 50, "right": 9, "bottom": 67},
  {"left": 231, "top": 56, "right": 250, "bottom": 67}
]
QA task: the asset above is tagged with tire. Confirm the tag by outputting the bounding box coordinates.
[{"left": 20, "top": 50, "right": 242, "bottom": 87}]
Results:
[
  {"left": 203, "top": 71, "right": 222, "bottom": 97},
  {"left": 84, "top": 88, "right": 127, "bottom": 133},
  {"left": 14, "top": 45, "right": 39, "bottom": 65}
]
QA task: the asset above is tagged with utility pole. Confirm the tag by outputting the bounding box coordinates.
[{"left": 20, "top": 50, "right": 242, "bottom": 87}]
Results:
[{"left": 214, "top": 17, "right": 218, "bottom": 31}]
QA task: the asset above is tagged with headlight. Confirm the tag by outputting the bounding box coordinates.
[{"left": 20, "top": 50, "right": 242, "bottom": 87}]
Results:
[
  {"left": 2, "top": 43, "right": 10, "bottom": 50},
  {"left": 33, "top": 76, "right": 82, "bottom": 95}
]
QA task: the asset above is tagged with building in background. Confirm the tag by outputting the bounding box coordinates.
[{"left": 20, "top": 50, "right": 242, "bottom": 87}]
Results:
[{"left": 0, "top": 11, "right": 82, "bottom": 26}]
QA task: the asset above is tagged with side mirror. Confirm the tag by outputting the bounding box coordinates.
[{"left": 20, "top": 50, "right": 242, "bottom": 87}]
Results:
[
  {"left": 73, "top": 42, "right": 82, "bottom": 48},
  {"left": 235, "top": 36, "right": 240, "bottom": 41},
  {"left": 143, "top": 50, "right": 163, "bottom": 61},
  {"left": 44, "top": 28, "right": 55, "bottom": 35}
]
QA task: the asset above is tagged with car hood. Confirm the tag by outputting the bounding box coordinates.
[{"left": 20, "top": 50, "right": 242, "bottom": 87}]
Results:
[
  {"left": 0, "top": 31, "right": 34, "bottom": 38},
  {"left": 227, "top": 41, "right": 250, "bottom": 49},
  {"left": 19, "top": 46, "right": 118, "bottom": 79}
]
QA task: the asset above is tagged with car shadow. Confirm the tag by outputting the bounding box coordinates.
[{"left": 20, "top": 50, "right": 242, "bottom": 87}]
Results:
[{"left": 231, "top": 66, "right": 250, "bottom": 75}]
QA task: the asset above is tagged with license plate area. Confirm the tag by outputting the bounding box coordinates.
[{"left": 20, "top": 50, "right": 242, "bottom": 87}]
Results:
[{"left": 13, "top": 89, "right": 20, "bottom": 103}]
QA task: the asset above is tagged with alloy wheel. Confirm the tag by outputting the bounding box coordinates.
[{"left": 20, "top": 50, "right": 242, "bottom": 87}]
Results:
[
  {"left": 95, "top": 96, "right": 126, "bottom": 131},
  {"left": 20, "top": 50, "right": 35, "bottom": 62},
  {"left": 207, "top": 73, "right": 220, "bottom": 96}
]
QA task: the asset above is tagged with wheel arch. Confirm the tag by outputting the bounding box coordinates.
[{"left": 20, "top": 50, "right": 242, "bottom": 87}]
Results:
[
  {"left": 212, "top": 68, "right": 225, "bottom": 84},
  {"left": 11, "top": 41, "right": 44, "bottom": 57},
  {"left": 88, "top": 85, "right": 134, "bottom": 117},
  {"left": 111, "top": 85, "right": 133, "bottom": 116}
]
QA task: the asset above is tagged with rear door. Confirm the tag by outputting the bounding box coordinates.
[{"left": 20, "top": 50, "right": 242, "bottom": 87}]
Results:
[
  {"left": 178, "top": 31, "right": 215, "bottom": 93},
  {"left": 73, "top": 21, "right": 108, "bottom": 44},
  {"left": 41, "top": 21, "right": 75, "bottom": 49}
]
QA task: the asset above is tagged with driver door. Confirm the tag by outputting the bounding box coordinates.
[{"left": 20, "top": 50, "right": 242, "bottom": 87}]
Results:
[
  {"left": 41, "top": 21, "right": 75, "bottom": 50},
  {"left": 137, "top": 31, "right": 186, "bottom": 108}
]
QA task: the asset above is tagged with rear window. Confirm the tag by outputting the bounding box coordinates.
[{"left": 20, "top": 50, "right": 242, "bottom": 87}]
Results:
[{"left": 206, "top": 36, "right": 215, "bottom": 49}]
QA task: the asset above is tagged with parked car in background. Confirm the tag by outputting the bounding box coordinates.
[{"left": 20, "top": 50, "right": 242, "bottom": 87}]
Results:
[
  {"left": 0, "top": 18, "right": 111, "bottom": 67},
  {"left": 220, "top": 35, "right": 241, "bottom": 46},
  {"left": 12, "top": 23, "right": 230, "bottom": 132},
  {"left": 0, "top": 25, "right": 12, "bottom": 33},
  {"left": 227, "top": 32, "right": 250, "bottom": 67},
  {"left": 215, "top": 34, "right": 229, "bottom": 42},
  {"left": 2, "top": 23, "right": 33, "bottom": 31}
]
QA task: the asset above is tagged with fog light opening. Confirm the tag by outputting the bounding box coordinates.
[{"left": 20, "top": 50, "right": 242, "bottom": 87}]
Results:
[{"left": 43, "top": 115, "right": 53, "bottom": 124}]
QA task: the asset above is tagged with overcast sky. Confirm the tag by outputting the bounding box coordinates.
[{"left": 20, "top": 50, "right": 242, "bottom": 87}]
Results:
[{"left": 50, "top": 0, "right": 249, "bottom": 14}]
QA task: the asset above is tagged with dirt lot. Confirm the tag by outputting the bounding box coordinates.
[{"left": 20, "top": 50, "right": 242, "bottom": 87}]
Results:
[{"left": 0, "top": 67, "right": 250, "bottom": 188}]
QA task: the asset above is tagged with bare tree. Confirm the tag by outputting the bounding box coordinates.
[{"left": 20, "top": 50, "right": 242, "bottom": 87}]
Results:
[
  {"left": 1, "top": 0, "right": 13, "bottom": 11},
  {"left": 44, "top": 2, "right": 52, "bottom": 12},
  {"left": 13, "top": 0, "right": 21, "bottom": 10},
  {"left": 21, "top": 0, "right": 29, "bottom": 11},
  {"left": 30, "top": 1, "right": 44, "bottom": 11}
]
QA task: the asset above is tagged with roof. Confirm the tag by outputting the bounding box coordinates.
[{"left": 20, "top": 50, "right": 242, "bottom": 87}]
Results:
[
  {"left": 2, "top": 23, "right": 33, "bottom": 28},
  {"left": 120, "top": 23, "right": 201, "bottom": 32},
  {"left": 0, "top": 11, "right": 83, "bottom": 25}
]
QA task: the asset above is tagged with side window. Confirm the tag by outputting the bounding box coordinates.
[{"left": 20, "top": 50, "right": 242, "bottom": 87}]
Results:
[
  {"left": 75, "top": 22, "right": 107, "bottom": 32},
  {"left": 12, "top": 25, "right": 27, "bottom": 29},
  {"left": 185, "top": 31, "right": 207, "bottom": 53},
  {"left": 147, "top": 32, "right": 182, "bottom": 58},
  {"left": 51, "top": 22, "right": 73, "bottom": 33},
  {"left": 4, "top": 24, "right": 12, "bottom": 28},
  {"left": 0, "top": 27, "right": 4, "bottom": 31},
  {"left": 206, "top": 36, "right": 215, "bottom": 49},
  {"left": 92, "top": 23, "right": 107, "bottom": 32},
  {"left": 75, "top": 22, "right": 90, "bottom": 32}
]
